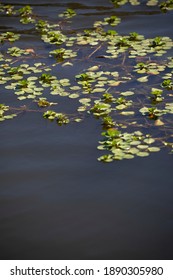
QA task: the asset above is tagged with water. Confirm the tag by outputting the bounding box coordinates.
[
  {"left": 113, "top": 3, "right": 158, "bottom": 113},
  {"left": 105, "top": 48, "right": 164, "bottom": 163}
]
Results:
[{"left": 0, "top": 0, "right": 173, "bottom": 260}]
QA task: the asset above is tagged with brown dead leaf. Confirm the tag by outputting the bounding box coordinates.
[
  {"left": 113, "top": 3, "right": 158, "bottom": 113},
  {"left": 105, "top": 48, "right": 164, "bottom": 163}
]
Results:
[
  {"left": 155, "top": 119, "right": 164, "bottom": 126},
  {"left": 25, "top": 48, "right": 35, "bottom": 53}
]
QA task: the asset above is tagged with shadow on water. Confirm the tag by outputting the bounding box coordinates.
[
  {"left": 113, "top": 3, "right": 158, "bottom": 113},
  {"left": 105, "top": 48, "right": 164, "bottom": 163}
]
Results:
[{"left": 0, "top": 0, "right": 173, "bottom": 259}]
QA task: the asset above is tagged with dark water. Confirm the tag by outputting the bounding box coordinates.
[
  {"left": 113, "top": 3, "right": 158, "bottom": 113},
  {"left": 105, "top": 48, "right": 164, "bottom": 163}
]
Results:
[{"left": 0, "top": 0, "right": 173, "bottom": 260}]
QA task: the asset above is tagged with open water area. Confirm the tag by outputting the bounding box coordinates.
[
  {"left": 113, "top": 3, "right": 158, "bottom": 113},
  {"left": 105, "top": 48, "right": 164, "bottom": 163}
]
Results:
[{"left": 0, "top": 0, "right": 173, "bottom": 259}]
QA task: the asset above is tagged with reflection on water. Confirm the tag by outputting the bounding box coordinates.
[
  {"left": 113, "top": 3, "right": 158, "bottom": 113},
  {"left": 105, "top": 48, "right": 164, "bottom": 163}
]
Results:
[{"left": 0, "top": 0, "right": 173, "bottom": 259}]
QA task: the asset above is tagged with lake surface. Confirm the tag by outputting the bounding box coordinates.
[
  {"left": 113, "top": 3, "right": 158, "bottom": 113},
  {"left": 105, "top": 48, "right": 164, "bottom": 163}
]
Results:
[{"left": 0, "top": 0, "right": 173, "bottom": 260}]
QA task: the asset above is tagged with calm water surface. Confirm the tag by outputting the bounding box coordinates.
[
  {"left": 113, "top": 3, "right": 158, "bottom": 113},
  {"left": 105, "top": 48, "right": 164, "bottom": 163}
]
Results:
[{"left": 0, "top": 0, "right": 173, "bottom": 259}]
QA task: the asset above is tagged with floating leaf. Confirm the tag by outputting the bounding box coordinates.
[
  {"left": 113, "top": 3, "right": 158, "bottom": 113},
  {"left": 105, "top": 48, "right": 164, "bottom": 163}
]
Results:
[
  {"left": 120, "top": 111, "right": 135, "bottom": 115},
  {"left": 120, "top": 91, "right": 134, "bottom": 96},
  {"left": 155, "top": 119, "right": 164, "bottom": 126},
  {"left": 137, "top": 76, "right": 148, "bottom": 82},
  {"left": 69, "top": 93, "right": 79, "bottom": 98},
  {"left": 137, "top": 144, "right": 149, "bottom": 149},
  {"left": 137, "top": 151, "right": 150, "bottom": 157},
  {"left": 144, "top": 138, "right": 155, "bottom": 144},
  {"left": 148, "top": 147, "right": 161, "bottom": 152},
  {"left": 62, "top": 62, "right": 73, "bottom": 67},
  {"left": 79, "top": 98, "right": 91, "bottom": 104}
]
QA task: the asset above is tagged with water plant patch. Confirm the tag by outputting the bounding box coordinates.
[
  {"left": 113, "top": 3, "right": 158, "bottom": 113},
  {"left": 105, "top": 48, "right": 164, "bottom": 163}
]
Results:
[{"left": 0, "top": 1, "right": 173, "bottom": 162}]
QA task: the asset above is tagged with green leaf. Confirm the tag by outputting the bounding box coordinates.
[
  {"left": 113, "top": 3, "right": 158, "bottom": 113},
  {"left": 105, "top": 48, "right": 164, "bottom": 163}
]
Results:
[
  {"left": 18, "top": 96, "right": 26, "bottom": 100},
  {"left": 120, "top": 91, "right": 134, "bottom": 96},
  {"left": 148, "top": 147, "right": 161, "bottom": 152},
  {"left": 137, "top": 76, "right": 148, "bottom": 82},
  {"left": 69, "top": 93, "right": 79, "bottom": 98},
  {"left": 137, "top": 151, "right": 150, "bottom": 157},
  {"left": 144, "top": 138, "right": 155, "bottom": 144}
]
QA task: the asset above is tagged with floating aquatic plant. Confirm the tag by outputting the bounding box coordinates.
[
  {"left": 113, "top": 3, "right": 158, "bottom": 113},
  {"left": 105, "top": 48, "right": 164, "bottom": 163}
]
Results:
[
  {"left": 43, "top": 110, "right": 70, "bottom": 125},
  {"left": 0, "top": 104, "right": 17, "bottom": 122},
  {"left": 159, "top": 0, "right": 173, "bottom": 12},
  {"left": 0, "top": 32, "right": 20, "bottom": 43},
  {"left": 58, "top": 8, "right": 77, "bottom": 19},
  {"left": 18, "top": 5, "right": 35, "bottom": 24},
  {"left": 0, "top": 2, "right": 173, "bottom": 162},
  {"left": 111, "top": 0, "right": 173, "bottom": 11},
  {"left": 7, "top": 47, "right": 30, "bottom": 57}
]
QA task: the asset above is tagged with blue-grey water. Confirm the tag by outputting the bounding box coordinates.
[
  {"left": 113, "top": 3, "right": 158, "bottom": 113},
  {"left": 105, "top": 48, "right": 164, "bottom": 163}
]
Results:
[{"left": 0, "top": 0, "right": 173, "bottom": 259}]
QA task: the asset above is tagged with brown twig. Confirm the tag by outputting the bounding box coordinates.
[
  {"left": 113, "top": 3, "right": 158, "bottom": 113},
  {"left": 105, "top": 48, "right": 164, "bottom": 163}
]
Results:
[{"left": 87, "top": 44, "right": 102, "bottom": 59}]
